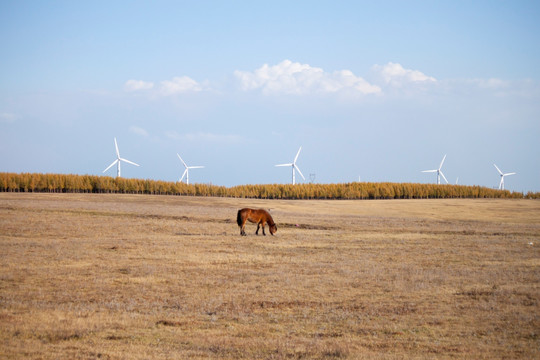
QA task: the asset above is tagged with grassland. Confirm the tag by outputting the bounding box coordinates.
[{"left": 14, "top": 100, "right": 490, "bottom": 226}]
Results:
[{"left": 1, "top": 193, "right": 539, "bottom": 359}]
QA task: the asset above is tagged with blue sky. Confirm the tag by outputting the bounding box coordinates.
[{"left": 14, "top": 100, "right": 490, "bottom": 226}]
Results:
[{"left": 1, "top": 1, "right": 539, "bottom": 192}]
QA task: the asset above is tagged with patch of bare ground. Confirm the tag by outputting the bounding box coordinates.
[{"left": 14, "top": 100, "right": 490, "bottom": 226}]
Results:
[{"left": 1, "top": 193, "right": 539, "bottom": 359}]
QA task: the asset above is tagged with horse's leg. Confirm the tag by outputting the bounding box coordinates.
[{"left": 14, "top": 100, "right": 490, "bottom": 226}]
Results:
[
  {"left": 256, "top": 223, "right": 260, "bottom": 235},
  {"left": 240, "top": 216, "right": 247, "bottom": 236},
  {"left": 261, "top": 221, "right": 266, "bottom": 236}
]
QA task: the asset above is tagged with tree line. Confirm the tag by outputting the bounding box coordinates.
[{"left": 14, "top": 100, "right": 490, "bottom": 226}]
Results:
[{"left": 1, "top": 172, "right": 538, "bottom": 199}]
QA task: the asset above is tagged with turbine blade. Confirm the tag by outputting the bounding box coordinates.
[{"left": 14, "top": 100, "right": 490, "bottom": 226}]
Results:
[
  {"left": 295, "top": 165, "right": 306, "bottom": 180},
  {"left": 120, "top": 158, "right": 140, "bottom": 167},
  {"left": 440, "top": 171, "right": 449, "bottom": 184},
  {"left": 439, "top": 154, "right": 447, "bottom": 170},
  {"left": 189, "top": 166, "right": 204, "bottom": 169},
  {"left": 493, "top": 164, "right": 503, "bottom": 175},
  {"left": 505, "top": 172, "right": 516, "bottom": 176},
  {"left": 114, "top": 138, "right": 120, "bottom": 158},
  {"left": 422, "top": 170, "right": 437, "bottom": 173},
  {"left": 103, "top": 159, "right": 118, "bottom": 173},
  {"left": 177, "top": 153, "right": 188, "bottom": 168},
  {"left": 294, "top": 146, "right": 302, "bottom": 163},
  {"left": 179, "top": 169, "right": 188, "bottom": 182},
  {"left": 275, "top": 163, "right": 293, "bottom": 167}
]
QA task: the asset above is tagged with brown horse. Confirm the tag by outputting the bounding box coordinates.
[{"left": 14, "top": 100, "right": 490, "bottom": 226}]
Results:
[{"left": 237, "top": 208, "right": 277, "bottom": 236}]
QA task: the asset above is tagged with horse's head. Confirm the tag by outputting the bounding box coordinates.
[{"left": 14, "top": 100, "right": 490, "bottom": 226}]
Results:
[{"left": 269, "top": 223, "right": 277, "bottom": 235}]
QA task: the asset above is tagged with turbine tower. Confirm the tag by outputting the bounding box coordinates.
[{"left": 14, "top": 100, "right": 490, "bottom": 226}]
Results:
[
  {"left": 493, "top": 164, "right": 516, "bottom": 190},
  {"left": 422, "top": 154, "right": 448, "bottom": 184},
  {"left": 177, "top": 153, "right": 204, "bottom": 184},
  {"left": 275, "top": 146, "right": 305, "bottom": 185},
  {"left": 103, "top": 137, "right": 140, "bottom": 178}
]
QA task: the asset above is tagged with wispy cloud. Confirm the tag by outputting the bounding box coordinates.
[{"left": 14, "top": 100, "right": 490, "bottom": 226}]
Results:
[
  {"left": 165, "top": 131, "right": 243, "bottom": 144},
  {"left": 440, "top": 78, "right": 539, "bottom": 99},
  {"left": 124, "top": 79, "right": 154, "bottom": 91},
  {"left": 371, "top": 62, "right": 436, "bottom": 86},
  {"left": 462, "top": 78, "right": 510, "bottom": 90},
  {"left": 234, "top": 60, "right": 381, "bottom": 95},
  {"left": 159, "top": 76, "right": 203, "bottom": 95},
  {"left": 124, "top": 76, "right": 204, "bottom": 95},
  {"left": 0, "top": 113, "right": 18, "bottom": 123},
  {"left": 129, "top": 126, "right": 149, "bottom": 137}
]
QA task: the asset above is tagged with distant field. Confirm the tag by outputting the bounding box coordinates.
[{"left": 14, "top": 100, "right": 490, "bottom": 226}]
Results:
[{"left": 1, "top": 193, "right": 539, "bottom": 359}]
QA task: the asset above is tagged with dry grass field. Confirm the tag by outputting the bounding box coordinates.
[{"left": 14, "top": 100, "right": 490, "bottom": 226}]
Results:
[{"left": 1, "top": 193, "right": 539, "bottom": 359}]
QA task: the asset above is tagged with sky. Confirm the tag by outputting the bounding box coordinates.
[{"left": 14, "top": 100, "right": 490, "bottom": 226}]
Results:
[{"left": 1, "top": 1, "right": 539, "bottom": 192}]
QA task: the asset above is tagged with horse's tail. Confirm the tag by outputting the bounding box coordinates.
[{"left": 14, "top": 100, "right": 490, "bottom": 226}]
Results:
[{"left": 236, "top": 209, "right": 243, "bottom": 227}]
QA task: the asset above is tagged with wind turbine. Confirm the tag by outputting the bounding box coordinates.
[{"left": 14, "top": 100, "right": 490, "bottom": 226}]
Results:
[
  {"left": 493, "top": 164, "right": 516, "bottom": 190},
  {"left": 177, "top": 153, "right": 204, "bottom": 184},
  {"left": 422, "top": 154, "right": 448, "bottom": 184},
  {"left": 275, "top": 146, "right": 305, "bottom": 185},
  {"left": 103, "top": 137, "right": 140, "bottom": 178}
]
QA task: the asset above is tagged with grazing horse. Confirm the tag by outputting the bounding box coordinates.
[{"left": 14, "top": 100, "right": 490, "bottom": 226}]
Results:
[{"left": 237, "top": 208, "right": 277, "bottom": 236}]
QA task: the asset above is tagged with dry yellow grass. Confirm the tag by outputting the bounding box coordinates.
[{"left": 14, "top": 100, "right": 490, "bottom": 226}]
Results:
[{"left": 1, "top": 193, "right": 539, "bottom": 359}]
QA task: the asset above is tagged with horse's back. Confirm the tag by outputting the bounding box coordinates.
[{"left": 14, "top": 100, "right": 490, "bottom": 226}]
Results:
[
  {"left": 238, "top": 208, "right": 272, "bottom": 223},
  {"left": 255, "top": 208, "right": 273, "bottom": 223}
]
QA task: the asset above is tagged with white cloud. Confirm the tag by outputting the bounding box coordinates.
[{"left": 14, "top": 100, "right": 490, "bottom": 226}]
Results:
[
  {"left": 234, "top": 60, "right": 381, "bottom": 95},
  {"left": 123, "top": 61, "right": 442, "bottom": 99},
  {"left": 160, "top": 76, "right": 202, "bottom": 95},
  {"left": 129, "top": 126, "right": 149, "bottom": 137},
  {"left": 124, "top": 79, "right": 154, "bottom": 91},
  {"left": 371, "top": 62, "right": 436, "bottom": 86}
]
